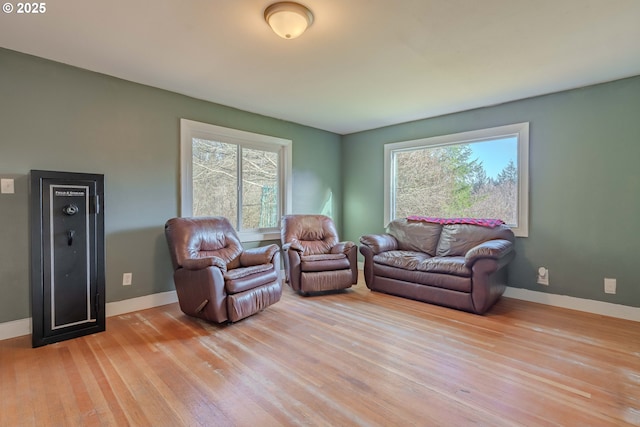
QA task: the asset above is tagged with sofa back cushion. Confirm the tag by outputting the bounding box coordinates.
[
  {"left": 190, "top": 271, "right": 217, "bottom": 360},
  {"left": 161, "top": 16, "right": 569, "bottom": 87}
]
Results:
[
  {"left": 386, "top": 218, "right": 442, "bottom": 256},
  {"left": 436, "top": 224, "right": 515, "bottom": 257}
]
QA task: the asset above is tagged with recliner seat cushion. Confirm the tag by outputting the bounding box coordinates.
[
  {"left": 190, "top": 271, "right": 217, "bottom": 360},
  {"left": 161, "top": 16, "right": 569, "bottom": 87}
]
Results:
[
  {"left": 300, "top": 253, "right": 350, "bottom": 272},
  {"left": 224, "top": 265, "right": 278, "bottom": 294},
  {"left": 224, "top": 264, "right": 273, "bottom": 280}
]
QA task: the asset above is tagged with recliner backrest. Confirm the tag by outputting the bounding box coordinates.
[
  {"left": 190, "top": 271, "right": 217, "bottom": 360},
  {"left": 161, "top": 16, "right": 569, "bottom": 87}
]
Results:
[
  {"left": 165, "top": 217, "right": 243, "bottom": 270},
  {"left": 281, "top": 214, "right": 339, "bottom": 255}
]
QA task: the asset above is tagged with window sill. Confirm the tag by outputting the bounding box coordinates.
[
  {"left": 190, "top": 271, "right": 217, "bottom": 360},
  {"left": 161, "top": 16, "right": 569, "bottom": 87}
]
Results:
[{"left": 238, "top": 230, "right": 281, "bottom": 243}]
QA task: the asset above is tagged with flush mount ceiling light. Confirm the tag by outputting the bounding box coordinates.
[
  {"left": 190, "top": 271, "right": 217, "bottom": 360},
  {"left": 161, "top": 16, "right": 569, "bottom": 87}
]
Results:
[{"left": 264, "top": 2, "right": 314, "bottom": 39}]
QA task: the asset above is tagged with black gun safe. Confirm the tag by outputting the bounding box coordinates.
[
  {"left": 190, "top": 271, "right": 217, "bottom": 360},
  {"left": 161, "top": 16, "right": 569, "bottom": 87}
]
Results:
[{"left": 30, "top": 170, "right": 105, "bottom": 347}]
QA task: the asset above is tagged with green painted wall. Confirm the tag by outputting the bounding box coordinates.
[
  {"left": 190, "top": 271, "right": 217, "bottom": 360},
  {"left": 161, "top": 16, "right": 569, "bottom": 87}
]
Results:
[
  {"left": 2, "top": 46, "right": 638, "bottom": 325},
  {"left": 342, "top": 75, "right": 640, "bottom": 308},
  {"left": 0, "top": 48, "right": 342, "bottom": 323}
]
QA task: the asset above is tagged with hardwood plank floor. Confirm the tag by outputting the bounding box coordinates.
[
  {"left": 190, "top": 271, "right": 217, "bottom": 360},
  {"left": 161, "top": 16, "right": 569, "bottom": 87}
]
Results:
[{"left": 2, "top": 279, "right": 639, "bottom": 426}]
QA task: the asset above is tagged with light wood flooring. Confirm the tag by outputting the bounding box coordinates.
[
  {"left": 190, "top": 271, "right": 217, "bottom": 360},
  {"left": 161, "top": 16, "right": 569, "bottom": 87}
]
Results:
[{"left": 1, "top": 280, "right": 639, "bottom": 426}]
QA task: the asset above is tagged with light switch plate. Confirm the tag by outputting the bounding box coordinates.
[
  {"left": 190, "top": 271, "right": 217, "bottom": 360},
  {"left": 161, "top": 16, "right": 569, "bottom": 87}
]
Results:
[{"left": 1, "top": 179, "right": 15, "bottom": 194}]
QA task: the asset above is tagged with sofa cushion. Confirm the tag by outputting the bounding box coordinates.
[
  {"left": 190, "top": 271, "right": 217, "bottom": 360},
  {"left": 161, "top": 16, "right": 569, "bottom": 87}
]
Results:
[
  {"left": 386, "top": 218, "right": 442, "bottom": 256},
  {"left": 373, "top": 250, "right": 430, "bottom": 270},
  {"left": 436, "top": 224, "right": 515, "bottom": 257},
  {"left": 416, "top": 256, "right": 471, "bottom": 277}
]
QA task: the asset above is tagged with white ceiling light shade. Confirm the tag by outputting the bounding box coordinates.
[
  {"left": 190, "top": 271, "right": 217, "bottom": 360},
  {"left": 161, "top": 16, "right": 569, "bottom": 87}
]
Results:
[{"left": 264, "top": 2, "right": 314, "bottom": 39}]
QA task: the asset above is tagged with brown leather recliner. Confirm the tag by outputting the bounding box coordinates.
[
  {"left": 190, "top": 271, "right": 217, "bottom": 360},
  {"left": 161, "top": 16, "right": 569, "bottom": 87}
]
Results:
[
  {"left": 165, "top": 216, "right": 282, "bottom": 323},
  {"left": 280, "top": 214, "right": 358, "bottom": 294}
]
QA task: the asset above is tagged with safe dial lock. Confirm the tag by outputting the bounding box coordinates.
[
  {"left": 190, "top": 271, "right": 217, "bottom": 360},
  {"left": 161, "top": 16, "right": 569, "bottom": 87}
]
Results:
[{"left": 62, "top": 204, "right": 79, "bottom": 216}]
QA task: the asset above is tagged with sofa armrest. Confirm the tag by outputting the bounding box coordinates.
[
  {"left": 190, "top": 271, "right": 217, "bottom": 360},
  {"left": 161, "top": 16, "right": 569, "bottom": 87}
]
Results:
[
  {"left": 331, "top": 241, "right": 358, "bottom": 284},
  {"left": 464, "top": 239, "right": 514, "bottom": 267},
  {"left": 359, "top": 234, "right": 398, "bottom": 254},
  {"left": 283, "top": 244, "right": 302, "bottom": 290},
  {"left": 282, "top": 240, "right": 304, "bottom": 253},
  {"left": 240, "top": 244, "right": 279, "bottom": 267},
  {"left": 330, "top": 241, "right": 356, "bottom": 255},
  {"left": 182, "top": 256, "right": 227, "bottom": 272},
  {"left": 174, "top": 264, "right": 228, "bottom": 323}
]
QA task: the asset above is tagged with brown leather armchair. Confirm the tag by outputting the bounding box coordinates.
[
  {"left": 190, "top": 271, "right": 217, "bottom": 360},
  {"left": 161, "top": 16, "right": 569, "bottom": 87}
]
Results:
[
  {"left": 280, "top": 214, "right": 358, "bottom": 294},
  {"left": 165, "top": 216, "right": 282, "bottom": 323}
]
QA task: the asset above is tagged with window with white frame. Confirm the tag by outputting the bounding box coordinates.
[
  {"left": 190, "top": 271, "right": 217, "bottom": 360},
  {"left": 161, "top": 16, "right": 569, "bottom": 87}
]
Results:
[
  {"left": 180, "top": 119, "right": 292, "bottom": 242},
  {"left": 384, "top": 122, "right": 529, "bottom": 237}
]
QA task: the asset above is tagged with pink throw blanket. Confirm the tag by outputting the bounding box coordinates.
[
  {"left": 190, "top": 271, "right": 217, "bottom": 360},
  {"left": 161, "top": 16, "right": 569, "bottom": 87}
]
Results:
[{"left": 406, "top": 216, "right": 505, "bottom": 228}]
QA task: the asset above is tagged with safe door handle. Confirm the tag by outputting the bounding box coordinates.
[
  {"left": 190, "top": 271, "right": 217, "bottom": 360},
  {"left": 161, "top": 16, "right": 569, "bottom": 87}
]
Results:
[{"left": 67, "top": 229, "right": 75, "bottom": 246}]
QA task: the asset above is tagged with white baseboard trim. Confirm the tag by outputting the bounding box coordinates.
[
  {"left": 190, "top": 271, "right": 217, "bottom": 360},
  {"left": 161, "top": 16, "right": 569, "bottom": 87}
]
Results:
[
  {"left": 105, "top": 290, "right": 178, "bottom": 317},
  {"left": 504, "top": 287, "right": 640, "bottom": 322},
  {"left": 0, "top": 290, "right": 179, "bottom": 341},
  {"left": 3, "top": 286, "right": 638, "bottom": 341},
  {"left": 0, "top": 318, "right": 32, "bottom": 341}
]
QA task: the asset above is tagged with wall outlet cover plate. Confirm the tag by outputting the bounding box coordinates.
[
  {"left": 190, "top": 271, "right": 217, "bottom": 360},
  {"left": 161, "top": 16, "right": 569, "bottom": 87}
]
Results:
[{"left": 604, "top": 278, "right": 616, "bottom": 294}]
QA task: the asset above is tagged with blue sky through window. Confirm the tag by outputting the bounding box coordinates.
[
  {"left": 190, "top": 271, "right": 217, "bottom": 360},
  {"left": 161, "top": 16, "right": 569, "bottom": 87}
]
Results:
[{"left": 468, "top": 137, "right": 517, "bottom": 179}]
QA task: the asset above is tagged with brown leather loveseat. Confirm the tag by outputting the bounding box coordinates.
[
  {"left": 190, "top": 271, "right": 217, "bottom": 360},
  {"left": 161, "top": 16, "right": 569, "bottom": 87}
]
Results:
[{"left": 359, "top": 218, "right": 515, "bottom": 314}]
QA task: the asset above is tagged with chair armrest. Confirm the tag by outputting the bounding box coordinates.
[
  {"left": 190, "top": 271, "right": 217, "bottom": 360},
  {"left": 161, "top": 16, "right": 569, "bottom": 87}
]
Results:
[
  {"left": 182, "top": 256, "right": 227, "bottom": 272},
  {"left": 359, "top": 234, "right": 398, "bottom": 254},
  {"left": 330, "top": 241, "right": 356, "bottom": 254},
  {"left": 240, "top": 244, "right": 279, "bottom": 266},
  {"left": 464, "top": 239, "right": 514, "bottom": 267},
  {"left": 282, "top": 240, "right": 304, "bottom": 253}
]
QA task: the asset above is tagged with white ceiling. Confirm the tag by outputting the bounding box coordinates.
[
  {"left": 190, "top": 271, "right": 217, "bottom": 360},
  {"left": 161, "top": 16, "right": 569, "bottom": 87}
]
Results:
[{"left": 1, "top": 0, "right": 640, "bottom": 135}]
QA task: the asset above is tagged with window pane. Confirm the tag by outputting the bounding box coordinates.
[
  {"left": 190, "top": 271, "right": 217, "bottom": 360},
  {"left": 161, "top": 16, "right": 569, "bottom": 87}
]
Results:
[
  {"left": 192, "top": 138, "right": 238, "bottom": 221},
  {"left": 393, "top": 138, "right": 518, "bottom": 224},
  {"left": 241, "top": 148, "right": 279, "bottom": 230},
  {"left": 394, "top": 146, "right": 456, "bottom": 218},
  {"left": 467, "top": 138, "right": 518, "bottom": 225}
]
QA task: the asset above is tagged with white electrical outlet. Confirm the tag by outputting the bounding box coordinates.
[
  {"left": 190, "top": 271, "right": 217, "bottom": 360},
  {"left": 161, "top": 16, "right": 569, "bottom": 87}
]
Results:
[
  {"left": 604, "top": 278, "right": 616, "bottom": 294},
  {"left": 123, "top": 273, "right": 133, "bottom": 286},
  {"left": 537, "top": 267, "right": 549, "bottom": 286}
]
